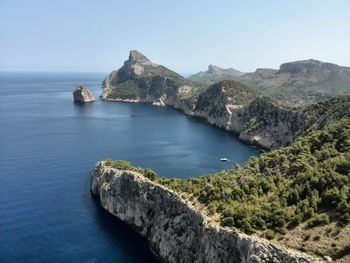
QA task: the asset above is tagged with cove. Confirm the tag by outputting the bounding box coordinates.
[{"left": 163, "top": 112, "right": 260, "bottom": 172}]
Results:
[{"left": 0, "top": 72, "right": 260, "bottom": 262}]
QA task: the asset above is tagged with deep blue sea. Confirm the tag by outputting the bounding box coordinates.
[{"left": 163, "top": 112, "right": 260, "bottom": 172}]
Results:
[{"left": 0, "top": 72, "right": 260, "bottom": 263}]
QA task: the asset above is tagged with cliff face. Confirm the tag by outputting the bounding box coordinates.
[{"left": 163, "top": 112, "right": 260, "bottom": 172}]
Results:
[
  {"left": 73, "top": 85, "right": 95, "bottom": 103},
  {"left": 102, "top": 51, "right": 345, "bottom": 150},
  {"left": 188, "top": 65, "right": 244, "bottom": 86},
  {"left": 101, "top": 50, "right": 204, "bottom": 113},
  {"left": 91, "top": 162, "right": 322, "bottom": 263},
  {"left": 236, "top": 59, "right": 350, "bottom": 106},
  {"left": 191, "top": 81, "right": 318, "bottom": 149}
]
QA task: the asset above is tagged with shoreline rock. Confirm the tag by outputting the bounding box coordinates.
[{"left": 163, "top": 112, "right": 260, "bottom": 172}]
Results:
[
  {"left": 91, "top": 162, "right": 323, "bottom": 263},
  {"left": 73, "top": 85, "right": 95, "bottom": 103}
]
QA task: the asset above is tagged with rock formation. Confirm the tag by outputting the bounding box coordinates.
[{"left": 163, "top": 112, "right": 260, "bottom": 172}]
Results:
[
  {"left": 236, "top": 59, "right": 350, "bottom": 106},
  {"left": 101, "top": 51, "right": 350, "bottom": 149},
  {"left": 91, "top": 162, "right": 323, "bottom": 263},
  {"left": 188, "top": 65, "right": 244, "bottom": 85},
  {"left": 73, "top": 85, "right": 95, "bottom": 103},
  {"left": 101, "top": 50, "right": 205, "bottom": 112}
]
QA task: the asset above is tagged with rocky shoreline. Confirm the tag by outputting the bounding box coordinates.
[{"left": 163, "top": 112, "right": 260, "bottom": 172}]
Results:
[
  {"left": 91, "top": 162, "right": 323, "bottom": 263},
  {"left": 100, "top": 51, "right": 328, "bottom": 150}
]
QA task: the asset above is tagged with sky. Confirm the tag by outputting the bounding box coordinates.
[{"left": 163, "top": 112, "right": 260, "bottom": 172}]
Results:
[{"left": 0, "top": 0, "right": 349, "bottom": 73}]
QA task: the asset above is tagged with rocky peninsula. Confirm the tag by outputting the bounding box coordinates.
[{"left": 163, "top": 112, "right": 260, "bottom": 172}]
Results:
[
  {"left": 94, "top": 51, "right": 350, "bottom": 262},
  {"left": 91, "top": 161, "right": 322, "bottom": 263},
  {"left": 100, "top": 50, "right": 343, "bottom": 149}
]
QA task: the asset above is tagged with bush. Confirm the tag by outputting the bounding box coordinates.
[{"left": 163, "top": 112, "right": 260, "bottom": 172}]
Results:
[
  {"left": 265, "top": 230, "right": 275, "bottom": 240},
  {"left": 333, "top": 244, "right": 350, "bottom": 259},
  {"left": 303, "top": 233, "right": 311, "bottom": 241},
  {"left": 313, "top": 235, "right": 321, "bottom": 241},
  {"left": 307, "top": 214, "right": 330, "bottom": 228},
  {"left": 144, "top": 168, "right": 157, "bottom": 181},
  {"left": 221, "top": 217, "right": 235, "bottom": 227}
]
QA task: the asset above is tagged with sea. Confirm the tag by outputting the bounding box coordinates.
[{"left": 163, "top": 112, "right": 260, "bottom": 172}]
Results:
[{"left": 0, "top": 72, "right": 260, "bottom": 262}]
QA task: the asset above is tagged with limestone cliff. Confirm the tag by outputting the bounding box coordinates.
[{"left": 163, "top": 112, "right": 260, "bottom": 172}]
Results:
[
  {"left": 101, "top": 51, "right": 347, "bottom": 150},
  {"left": 101, "top": 50, "right": 205, "bottom": 113},
  {"left": 236, "top": 59, "right": 350, "bottom": 106},
  {"left": 73, "top": 85, "right": 95, "bottom": 103},
  {"left": 188, "top": 65, "right": 244, "bottom": 85},
  {"left": 91, "top": 162, "right": 322, "bottom": 263},
  {"left": 191, "top": 81, "right": 321, "bottom": 149}
]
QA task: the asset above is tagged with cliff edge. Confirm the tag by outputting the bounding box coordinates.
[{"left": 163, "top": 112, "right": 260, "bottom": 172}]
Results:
[{"left": 91, "top": 161, "right": 322, "bottom": 263}]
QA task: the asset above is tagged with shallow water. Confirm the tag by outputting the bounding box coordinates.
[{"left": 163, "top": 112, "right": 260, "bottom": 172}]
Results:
[{"left": 0, "top": 72, "right": 260, "bottom": 262}]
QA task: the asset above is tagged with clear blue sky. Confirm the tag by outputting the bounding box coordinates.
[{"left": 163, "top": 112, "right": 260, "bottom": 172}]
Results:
[{"left": 1, "top": 0, "right": 349, "bottom": 73}]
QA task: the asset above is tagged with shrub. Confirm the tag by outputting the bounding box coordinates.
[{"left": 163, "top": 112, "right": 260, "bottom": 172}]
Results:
[
  {"left": 306, "top": 214, "right": 330, "bottom": 228},
  {"left": 313, "top": 235, "right": 321, "bottom": 241},
  {"left": 265, "top": 230, "right": 275, "bottom": 240},
  {"left": 143, "top": 168, "right": 157, "bottom": 181},
  {"left": 303, "top": 233, "right": 311, "bottom": 241}
]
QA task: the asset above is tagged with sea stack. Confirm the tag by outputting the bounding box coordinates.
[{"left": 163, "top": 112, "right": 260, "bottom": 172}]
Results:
[{"left": 73, "top": 85, "right": 95, "bottom": 103}]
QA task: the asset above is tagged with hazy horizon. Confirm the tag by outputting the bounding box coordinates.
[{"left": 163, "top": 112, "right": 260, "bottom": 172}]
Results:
[{"left": 1, "top": 0, "right": 349, "bottom": 73}]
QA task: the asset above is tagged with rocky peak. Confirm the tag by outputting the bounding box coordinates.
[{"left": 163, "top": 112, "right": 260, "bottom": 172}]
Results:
[
  {"left": 73, "top": 85, "right": 95, "bottom": 103},
  {"left": 207, "top": 64, "right": 222, "bottom": 74},
  {"left": 277, "top": 59, "right": 340, "bottom": 74},
  {"left": 128, "top": 50, "right": 152, "bottom": 65}
]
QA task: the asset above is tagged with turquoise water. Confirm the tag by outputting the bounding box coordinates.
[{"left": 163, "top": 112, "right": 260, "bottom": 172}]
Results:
[{"left": 0, "top": 72, "right": 260, "bottom": 262}]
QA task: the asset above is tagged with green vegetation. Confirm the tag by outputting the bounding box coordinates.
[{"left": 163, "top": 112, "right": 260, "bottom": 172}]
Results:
[
  {"left": 325, "top": 244, "right": 350, "bottom": 259},
  {"left": 158, "top": 115, "right": 350, "bottom": 235},
  {"left": 195, "top": 80, "right": 261, "bottom": 118},
  {"left": 104, "top": 160, "right": 158, "bottom": 181},
  {"left": 108, "top": 80, "right": 141, "bottom": 99},
  {"left": 306, "top": 214, "right": 329, "bottom": 228}
]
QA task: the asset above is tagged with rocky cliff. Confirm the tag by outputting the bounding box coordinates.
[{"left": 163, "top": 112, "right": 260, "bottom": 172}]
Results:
[
  {"left": 101, "top": 50, "right": 205, "bottom": 113},
  {"left": 236, "top": 59, "right": 350, "bottom": 106},
  {"left": 73, "top": 85, "right": 95, "bottom": 103},
  {"left": 91, "top": 162, "right": 322, "bottom": 263},
  {"left": 101, "top": 52, "right": 349, "bottom": 149},
  {"left": 188, "top": 65, "right": 244, "bottom": 85},
  {"left": 191, "top": 80, "right": 324, "bottom": 149}
]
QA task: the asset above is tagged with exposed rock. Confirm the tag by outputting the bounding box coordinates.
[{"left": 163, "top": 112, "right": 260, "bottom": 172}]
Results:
[
  {"left": 236, "top": 59, "right": 350, "bottom": 106},
  {"left": 152, "top": 98, "right": 165, "bottom": 107},
  {"left": 73, "top": 85, "right": 95, "bottom": 103},
  {"left": 91, "top": 162, "right": 323, "bottom": 263},
  {"left": 101, "top": 52, "right": 350, "bottom": 149},
  {"left": 188, "top": 64, "right": 244, "bottom": 85},
  {"left": 101, "top": 50, "right": 205, "bottom": 108}
]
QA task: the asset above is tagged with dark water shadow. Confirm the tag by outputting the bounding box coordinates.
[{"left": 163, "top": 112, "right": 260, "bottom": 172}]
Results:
[{"left": 90, "top": 195, "right": 158, "bottom": 263}]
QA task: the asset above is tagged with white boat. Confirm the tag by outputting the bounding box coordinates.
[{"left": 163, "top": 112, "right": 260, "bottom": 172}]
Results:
[{"left": 220, "top": 158, "right": 230, "bottom": 162}]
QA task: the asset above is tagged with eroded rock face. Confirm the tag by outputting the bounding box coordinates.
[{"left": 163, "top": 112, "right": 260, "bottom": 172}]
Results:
[
  {"left": 91, "top": 162, "right": 323, "bottom": 263},
  {"left": 102, "top": 51, "right": 345, "bottom": 150},
  {"left": 191, "top": 81, "right": 317, "bottom": 149},
  {"left": 73, "top": 85, "right": 95, "bottom": 103}
]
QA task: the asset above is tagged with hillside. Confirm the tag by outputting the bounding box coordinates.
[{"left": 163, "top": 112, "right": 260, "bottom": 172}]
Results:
[
  {"left": 101, "top": 50, "right": 205, "bottom": 111},
  {"left": 237, "top": 59, "right": 350, "bottom": 106},
  {"left": 187, "top": 59, "right": 350, "bottom": 107},
  {"left": 101, "top": 52, "right": 350, "bottom": 150},
  {"left": 159, "top": 96, "right": 350, "bottom": 261},
  {"left": 188, "top": 65, "right": 244, "bottom": 85}
]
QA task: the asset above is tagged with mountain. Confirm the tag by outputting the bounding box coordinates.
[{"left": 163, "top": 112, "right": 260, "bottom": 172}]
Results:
[
  {"left": 101, "top": 50, "right": 205, "bottom": 111},
  {"left": 92, "top": 160, "right": 320, "bottom": 263},
  {"left": 160, "top": 96, "right": 350, "bottom": 261},
  {"left": 101, "top": 52, "right": 350, "bottom": 149},
  {"left": 237, "top": 59, "right": 350, "bottom": 106},
  {"left": 188, "top": 64, "right": 244, "bottom": 85},
  {"left": 97, "top": 52, "right": 350, "bottom": 261},
  {"left": 92, "top": 96, "right": 350, "bottom": 261}
]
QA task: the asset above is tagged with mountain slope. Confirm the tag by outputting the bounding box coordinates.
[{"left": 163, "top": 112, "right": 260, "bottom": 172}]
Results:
[
  {"left": 160, "top": 96, "right": 350, "bottom": 261},
  {"left": 101, "top": 50, "right": 205, "bottom": 111},
  {"left": 188, "top": 65, "right": 244, "bottom": 85},
  {"left": 237, "top": 59, "right": 350, "bottom": 106}
]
